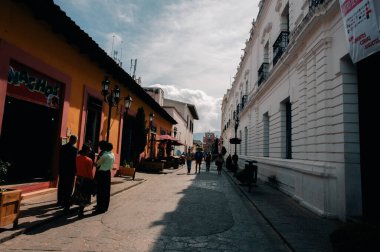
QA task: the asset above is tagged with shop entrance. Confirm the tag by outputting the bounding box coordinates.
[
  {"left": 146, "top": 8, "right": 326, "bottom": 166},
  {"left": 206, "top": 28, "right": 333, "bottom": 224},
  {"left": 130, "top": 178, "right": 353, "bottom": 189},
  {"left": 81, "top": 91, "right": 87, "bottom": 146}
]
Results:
[
  {"left": 0, "top": 96, "right": 59, "bottom": 183},
  {"left": 120, "top": 114, "right": 135, "bottom": 165},
  {"left": 357, "top": 51, "right": 380, "bottom": 222}
]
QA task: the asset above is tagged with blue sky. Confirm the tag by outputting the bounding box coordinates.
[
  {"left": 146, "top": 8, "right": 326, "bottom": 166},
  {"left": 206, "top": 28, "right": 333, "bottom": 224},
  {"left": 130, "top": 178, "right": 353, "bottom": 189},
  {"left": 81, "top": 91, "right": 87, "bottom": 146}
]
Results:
[{"left": 53, "top": 0, "right": 259, "bottom": 133}]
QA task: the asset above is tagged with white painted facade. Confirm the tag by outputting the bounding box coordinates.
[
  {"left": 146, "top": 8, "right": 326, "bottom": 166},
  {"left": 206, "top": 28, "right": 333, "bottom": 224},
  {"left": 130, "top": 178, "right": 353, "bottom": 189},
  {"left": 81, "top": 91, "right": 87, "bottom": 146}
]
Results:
[
  {"left": 221, "top": 0, "right": 363, "bottom": 221},
  {"left": 164, "top": 98, "right": 199, "bottom": 152},
  {"left": 143, "top": 87, "right": 199, "bottom": 154},
  {"left": 163, "top": 106, "right": 188, "bottom": 155}
]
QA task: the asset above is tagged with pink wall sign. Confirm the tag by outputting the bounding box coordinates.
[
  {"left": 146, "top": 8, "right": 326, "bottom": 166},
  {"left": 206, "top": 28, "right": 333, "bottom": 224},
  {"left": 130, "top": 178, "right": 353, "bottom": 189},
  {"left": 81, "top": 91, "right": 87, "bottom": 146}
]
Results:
[{"left": 340, "top": 0, "right": 380, "bottom": 63}]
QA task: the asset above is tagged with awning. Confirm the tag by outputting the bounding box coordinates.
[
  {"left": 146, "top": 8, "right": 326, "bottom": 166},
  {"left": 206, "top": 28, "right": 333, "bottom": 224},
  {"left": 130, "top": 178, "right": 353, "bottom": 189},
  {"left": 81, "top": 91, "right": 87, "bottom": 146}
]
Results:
[
  {"left": 159, "top": 135, "right": 177, "bottom": 141},
  {"left": 158, "top": 135, "right": 184, "bottom": 146}
]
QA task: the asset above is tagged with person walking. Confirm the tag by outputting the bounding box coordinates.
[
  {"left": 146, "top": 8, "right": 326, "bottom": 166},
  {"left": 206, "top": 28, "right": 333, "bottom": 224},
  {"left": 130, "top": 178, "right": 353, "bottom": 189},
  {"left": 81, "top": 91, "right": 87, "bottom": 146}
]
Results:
[
  {"left": 57, "top": 135, "right": 78, "bottom": 212},
  {"left": 72, "top": 144, "right": 94, "bottom": 217},
  {"left": 205, "top": 152, "right": 211, "bottom": 172},
  {"left": 215, "top": 153, "right": 224, "bottom": 175},
  {"left": 194, "top": 149, "right": 203, "bottom": 173},
  {"left": 93, "top": 142, "right": 115, "bottom": 214},
  {"left": 185, "top": 148, "right": 193, "bottom": 174},
  {"left": 226, "top": 154, "right": 232, "bottom": 171}
]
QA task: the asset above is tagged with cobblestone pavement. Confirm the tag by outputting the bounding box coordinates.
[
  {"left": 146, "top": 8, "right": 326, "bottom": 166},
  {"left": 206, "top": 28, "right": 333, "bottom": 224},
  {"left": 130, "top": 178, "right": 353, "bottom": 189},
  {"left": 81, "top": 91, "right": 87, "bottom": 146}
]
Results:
[{"left": 0, "top": 164, "right": 290, "bottom": 252}]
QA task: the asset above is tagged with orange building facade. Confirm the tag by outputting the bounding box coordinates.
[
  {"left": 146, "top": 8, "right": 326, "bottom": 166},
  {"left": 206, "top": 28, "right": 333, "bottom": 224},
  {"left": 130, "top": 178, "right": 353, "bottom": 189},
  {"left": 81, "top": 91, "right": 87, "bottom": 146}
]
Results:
[{"left": 0, "top": 0, "right": 176, "bottom": 192}]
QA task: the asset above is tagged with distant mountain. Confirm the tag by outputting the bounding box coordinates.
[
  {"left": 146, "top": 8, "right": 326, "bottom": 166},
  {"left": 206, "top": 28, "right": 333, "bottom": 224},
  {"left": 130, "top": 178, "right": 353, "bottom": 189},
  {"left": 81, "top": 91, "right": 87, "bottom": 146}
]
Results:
[{"left": 193, "top": 131, "right": 221, "bottom": 141}]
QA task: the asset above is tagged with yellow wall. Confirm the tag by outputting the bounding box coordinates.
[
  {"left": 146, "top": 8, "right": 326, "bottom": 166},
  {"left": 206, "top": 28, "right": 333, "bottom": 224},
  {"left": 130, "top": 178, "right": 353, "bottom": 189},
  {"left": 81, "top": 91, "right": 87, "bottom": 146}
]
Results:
[{"left": 0, "top": 0, "right": 174, "bottom": 172}]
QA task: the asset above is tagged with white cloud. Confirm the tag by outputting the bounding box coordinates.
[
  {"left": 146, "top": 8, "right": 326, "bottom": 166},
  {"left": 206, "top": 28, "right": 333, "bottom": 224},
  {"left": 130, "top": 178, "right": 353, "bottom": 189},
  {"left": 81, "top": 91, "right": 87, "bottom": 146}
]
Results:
[
  {"left": 150, "top": 84, "right": 221, "bottom": 133},
  {"left": 134, "top": 0, "right": 258, "bottom": 97},
  {"left": 53, "top": 0, "right": 260, "bottom": 133}
]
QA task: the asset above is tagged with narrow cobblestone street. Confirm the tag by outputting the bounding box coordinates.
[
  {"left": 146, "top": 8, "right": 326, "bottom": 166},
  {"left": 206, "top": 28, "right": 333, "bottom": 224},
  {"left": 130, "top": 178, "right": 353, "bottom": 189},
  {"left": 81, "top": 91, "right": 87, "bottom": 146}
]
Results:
[{"left": 0, "top": 164, "right": 290, "bottom": 251}]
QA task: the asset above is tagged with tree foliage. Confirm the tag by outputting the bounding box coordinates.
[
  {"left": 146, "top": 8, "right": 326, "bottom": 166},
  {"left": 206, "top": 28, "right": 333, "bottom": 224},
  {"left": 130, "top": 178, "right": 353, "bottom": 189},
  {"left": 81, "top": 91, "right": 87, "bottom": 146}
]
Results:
[
  {"left": 132, "top": 107, "right": 147, "bottom": 164},
  {"left": 211, "top": 138, "right": 219, "bottom": 155}
]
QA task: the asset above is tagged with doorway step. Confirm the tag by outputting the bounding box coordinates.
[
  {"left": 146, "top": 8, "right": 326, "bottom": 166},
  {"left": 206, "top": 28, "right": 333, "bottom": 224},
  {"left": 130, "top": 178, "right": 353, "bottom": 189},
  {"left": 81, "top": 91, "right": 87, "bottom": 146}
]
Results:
[{"left": 7, "top": 181, "right": 52, "bottom": 194}]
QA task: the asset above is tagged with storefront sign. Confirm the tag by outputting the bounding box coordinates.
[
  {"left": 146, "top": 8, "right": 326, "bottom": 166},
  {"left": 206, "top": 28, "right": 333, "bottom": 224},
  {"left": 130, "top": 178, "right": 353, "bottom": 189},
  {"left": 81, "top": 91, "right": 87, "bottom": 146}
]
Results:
[
  {"left": 7, "top": 62, "right": 62, "bottom": 109},
  {"left": 339, "top": 0, "right": 380, "bottom": 63}
]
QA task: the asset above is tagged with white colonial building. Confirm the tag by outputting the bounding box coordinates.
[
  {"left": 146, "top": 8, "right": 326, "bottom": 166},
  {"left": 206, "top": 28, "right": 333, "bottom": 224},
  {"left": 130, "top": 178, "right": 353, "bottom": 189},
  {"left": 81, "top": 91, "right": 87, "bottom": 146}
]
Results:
[
  {"left": 163, "top": 98, "right": 199, "bottom": 153},
  {"left": 144, "top": 87, "right": 199, "bottom": 154},
  {"left": 221, "top": 0, "right": 380, "bottom": 222}
]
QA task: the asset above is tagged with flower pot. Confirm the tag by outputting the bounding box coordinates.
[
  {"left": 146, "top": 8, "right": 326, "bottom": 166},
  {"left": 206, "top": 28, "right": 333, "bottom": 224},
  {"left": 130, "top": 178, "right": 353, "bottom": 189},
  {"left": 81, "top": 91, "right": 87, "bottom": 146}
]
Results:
[
  {"left": 142, "top": 160, "right": 164, "bottom": 173},
  {"left": 119, "top": 167, "right": 136, "bottom": 180},
  {"left": 0, "top": 188, "right": 22, "bottom": 228}
]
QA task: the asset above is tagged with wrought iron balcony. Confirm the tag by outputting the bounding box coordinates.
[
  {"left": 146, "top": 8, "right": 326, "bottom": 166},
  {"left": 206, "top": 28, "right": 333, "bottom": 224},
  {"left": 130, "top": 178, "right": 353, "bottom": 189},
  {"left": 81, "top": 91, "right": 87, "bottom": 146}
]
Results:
[
  {"left": 241, "top": 95, "right": 248, "bottom": 109},
  {"left": 273, "top": 31, "right": 289, "bottom": 66},
  {"left": 258, "top": 62, "right": 269, "bottom": 86},
  {"left": 310, "top": 0, "right": 324, "bottom": 8}
]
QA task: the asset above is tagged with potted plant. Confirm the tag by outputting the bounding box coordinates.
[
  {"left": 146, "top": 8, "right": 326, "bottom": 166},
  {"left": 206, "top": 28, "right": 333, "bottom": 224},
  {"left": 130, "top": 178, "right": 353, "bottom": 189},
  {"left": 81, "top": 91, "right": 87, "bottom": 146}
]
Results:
[
  {"left": 0, "top": 159, "right": 11, "bottom": 187},
  {"left": 118, "top": 161, "right": 136, "bottom": 180},
  {"left": 0, "top": 159, "right": 22, "bottom": 228}
]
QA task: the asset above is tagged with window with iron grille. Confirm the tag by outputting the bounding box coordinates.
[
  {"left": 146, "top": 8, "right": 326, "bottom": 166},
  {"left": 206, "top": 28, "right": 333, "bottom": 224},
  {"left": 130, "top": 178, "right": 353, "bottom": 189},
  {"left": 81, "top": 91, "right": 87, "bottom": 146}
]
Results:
[
  {"left": 241, "top": 95, "right": 248, "bottom": 109},
  {"left": 244, "top": 127, "right": 248, "bottom": 156},
  {"left": 281, "top": 99, "right": 292, "bottom": 159},
  {"left": 273, "top": 31, "right": 289, "bottom": 66},
  {"left": 258, "top": 62, "right": 269, "bottom": 86},
  {"left": 263, "top": 112, "right": 269, "bottom": 157}
]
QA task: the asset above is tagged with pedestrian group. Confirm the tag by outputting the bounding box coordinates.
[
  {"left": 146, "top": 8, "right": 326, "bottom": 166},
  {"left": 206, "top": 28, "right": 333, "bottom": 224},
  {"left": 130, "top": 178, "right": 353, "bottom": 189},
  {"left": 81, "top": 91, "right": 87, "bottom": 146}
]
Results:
[
  {"left": 184, "top": 148, "right": 224, "bottom": 175},
  {"left": 57, "top": 135, "right": 115, "bottom": 217},
  {"left": 57, "top": 137, "right": 226, "bottom": 217}
]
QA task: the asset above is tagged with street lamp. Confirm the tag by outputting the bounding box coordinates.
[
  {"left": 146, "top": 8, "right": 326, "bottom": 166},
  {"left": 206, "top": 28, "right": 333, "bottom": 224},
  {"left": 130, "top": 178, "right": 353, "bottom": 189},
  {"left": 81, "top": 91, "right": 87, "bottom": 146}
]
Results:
[
  {"left": 228, "top": 113, "right": 241, "bottom": 174},
  {"left": 101, "top": 76, "right": 120, "bottom": 142},
  {"left": 234, "top": 116, "right": 239, "bottom": 156},
  {"left": 149, "top": 112, "right": 155, "bottom": 159},
  {"left": 173, "top": 127, "right": 178, "bottom": 155},
  {"left": 173, "top": 127, "right": 177, "bottom": 138},
  {"left": 123, "top": 95, "right": 133, "bottom": 114}
]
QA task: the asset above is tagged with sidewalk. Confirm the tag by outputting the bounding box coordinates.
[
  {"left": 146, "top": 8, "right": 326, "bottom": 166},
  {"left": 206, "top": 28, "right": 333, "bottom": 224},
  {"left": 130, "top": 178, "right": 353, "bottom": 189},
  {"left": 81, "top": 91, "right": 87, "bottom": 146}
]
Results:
[
  {"left": 223, "top": 167, "right": 342, "bottom": 252},
  {"left": 0, "top": 173, "right": 148, "bottom": 243}
]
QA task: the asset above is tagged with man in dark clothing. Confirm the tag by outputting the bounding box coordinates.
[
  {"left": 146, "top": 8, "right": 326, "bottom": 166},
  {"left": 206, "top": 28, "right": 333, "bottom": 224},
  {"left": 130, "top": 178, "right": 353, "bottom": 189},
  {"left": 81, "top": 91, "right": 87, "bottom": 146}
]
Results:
[
  {"left": 194, "top": 149, "right": 203, "bottom": 173},
  {"left": 57, "top": 135, "right": 78, "bottom": 212}
]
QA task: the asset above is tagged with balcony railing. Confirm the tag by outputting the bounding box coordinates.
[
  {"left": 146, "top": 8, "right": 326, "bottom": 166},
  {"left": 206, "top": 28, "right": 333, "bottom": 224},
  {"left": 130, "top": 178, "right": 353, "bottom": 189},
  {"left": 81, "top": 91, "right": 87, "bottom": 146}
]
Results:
[
  {"left": 273, "top": 31, "right": 289, "bottom": 66},
  {"left": 258, "top": 62, "right": 269, "bottom": 86},
  {"left": 310, "top": 0, "right": 324, "bottom": 8},
  {"left": 241, "top": 95, "right": 248, "bottom": 109}
]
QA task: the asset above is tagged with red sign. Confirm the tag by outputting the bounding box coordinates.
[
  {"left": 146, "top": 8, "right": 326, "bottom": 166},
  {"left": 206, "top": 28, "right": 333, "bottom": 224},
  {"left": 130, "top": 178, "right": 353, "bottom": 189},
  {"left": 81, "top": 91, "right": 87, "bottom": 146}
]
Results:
[{"left": 7, "top": 61, "right": 62, "bottom": 109}]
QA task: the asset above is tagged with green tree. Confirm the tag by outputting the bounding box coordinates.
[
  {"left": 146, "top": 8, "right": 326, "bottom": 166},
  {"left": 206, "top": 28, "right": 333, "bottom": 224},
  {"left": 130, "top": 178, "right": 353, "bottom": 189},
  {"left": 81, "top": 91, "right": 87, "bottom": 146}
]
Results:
[
  {"left": 211, "top": 138, "right": 219, "bottom": 156},
  {"left": 132, "top": 107, "right": 147, "bottom": 168}
]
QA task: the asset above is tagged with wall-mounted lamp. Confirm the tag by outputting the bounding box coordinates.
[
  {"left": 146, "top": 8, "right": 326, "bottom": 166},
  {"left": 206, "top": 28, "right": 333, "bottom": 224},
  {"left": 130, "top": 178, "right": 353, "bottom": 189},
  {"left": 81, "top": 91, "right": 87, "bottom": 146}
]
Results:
[
  {"left": 149, "top": 112, "right": 155, "bottom": 159},
  {"left": 101, "top": 76, "right": 120, "bottom": 141}
]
